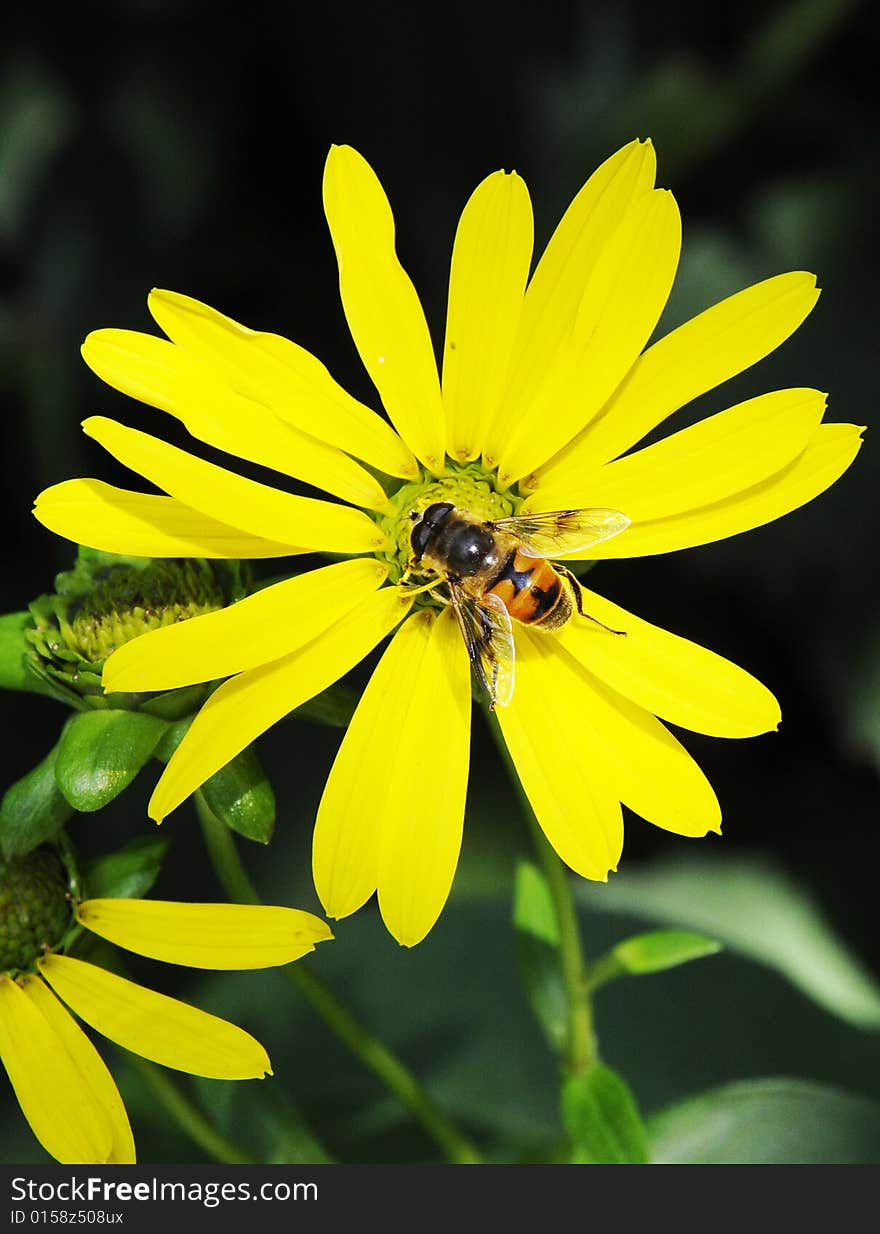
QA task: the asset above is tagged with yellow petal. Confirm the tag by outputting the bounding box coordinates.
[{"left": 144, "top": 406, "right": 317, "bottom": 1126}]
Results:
[
  {"left": 578, "top": 422, "right": 864, "bottom": 559},
  {"left": 526, "top": 388, "right": 828, "bottom": 521},
  {"left": 535, "top": 271, "right": 821, "bottom": 484},
  {"left": 82, "top": 330, "right": 391, "bottom": 510},
  {"left": 314, "top": 609, "right": 470, "bottom": 945},
  {"left": 38, "top": 955, "right": 271, "bottom": 1081},
  {"left": 103, "top": 558, "right": 388, "bottom": 693},
  {"left": 557, "top": 637, "right": 721, "bottom": 836},
  {"left": 22, "top": 975, "right": 134, "bottom": 1164},
  {"left": 77, "top": 900, "right": 333, "bottom": 969},
  {"left": 0, "top": 973, "right": 113, "bottom": 1163},
  {"left": 150, "top": 586, "right": 412, "bottom": 822},
  {"left": 148, "top": 289, "right": 419, "bottom": 480},
  {"left": 484, "top": 138, "right": 655, "bottom": 465},
  {"left": 377, "top": 610, "right": 473, "bottom": 945},
  {"left": 496, "top": 189, "right": 681, "bottom": 485},
  {"left": 323, "top": 144, "right": 445, "bottom": 472},
  {"left": 83, "top": 416, "right": 387, "bottom": 555},
  {"left": 497, "top": 632, "right": 624, "bottom": 880},
  {"left": 558, "top": 587, "right": 780, "bottom": 737},
  {"left": 442, "top": 171, "right": 533, "bottom": 462},
  {"left": 33, "top": 479, "right": 304, "bottom": 558}
]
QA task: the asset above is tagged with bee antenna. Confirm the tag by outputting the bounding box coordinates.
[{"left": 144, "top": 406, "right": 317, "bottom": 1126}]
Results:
[{"left": 408, "top": 510, "right": 420, "bottom": 522}]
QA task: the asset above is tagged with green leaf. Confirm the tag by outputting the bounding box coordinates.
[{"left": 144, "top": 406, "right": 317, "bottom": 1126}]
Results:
[
  {"left": 513, "top": 861, "right": 560, "bottom": 944},
  {"left": 83, "top": 834, "right": 169, "bottom": 900},
  {"left": 0, "top": 611, "right": 34, "bottom": 692},
  {"left": 0, "top": 743, "right": 73, "bottom": 857},
  {"left": 54, "top": 709, "right": 168, "bottom": 811},
  {"left": 512, "top": 862, "right": 566, "bottom": 1053},
  {"left": 294, "top": 681, "right": 359, "bottom": 727},
  {"left": 648, "top": 1078, "right": 880, "bottom": 1164},
  {"left": 192, "top": 1076, "right": 333, "bottom": 1164},
  {"left": 200, "top": 747, "right": 275, "bottom": 844},
  {"left": 562, "top": 1064, "right": 649, "bottom": 1164},
  {"left": 580, "top": 854, "right": 880, "bottom": 1030},
  {"left": 590, "top": 929, "right": 721, "bottom": 990}
]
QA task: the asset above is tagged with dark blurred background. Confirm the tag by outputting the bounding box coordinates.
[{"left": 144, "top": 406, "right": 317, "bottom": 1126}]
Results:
[{"left": 2, "top": 0, "right": 879, "bottom": 1162}]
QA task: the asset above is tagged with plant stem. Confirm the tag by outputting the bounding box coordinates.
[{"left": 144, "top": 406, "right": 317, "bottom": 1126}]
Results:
[
  {"left": 128, "top": 1054, "right": 257, "bottom": 1164},
  {"left": 486, "top": 712, "right": 596, "bottom": 1076},
  {"left": 195, "top": 793, "right": 483, "bottom": 1165},
  {"left": 527, "top": 814, "right": 596, "bottom": 1075}
]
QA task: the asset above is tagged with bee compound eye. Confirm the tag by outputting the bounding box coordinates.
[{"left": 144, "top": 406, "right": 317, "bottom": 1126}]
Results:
[
  {"left": 425, "top": 502, "right": 454, "bottom": 523},
  {"left": 410, "top": 518, "right": 433, "bottom": 561}
]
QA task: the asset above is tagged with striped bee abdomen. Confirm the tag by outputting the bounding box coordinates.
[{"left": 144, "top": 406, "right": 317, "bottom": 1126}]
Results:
[{"left": 487, "top": 550, "right": 572, "bottom": 630}]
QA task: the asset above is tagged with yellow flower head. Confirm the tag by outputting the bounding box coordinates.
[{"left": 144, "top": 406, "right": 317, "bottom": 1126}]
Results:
[
  {"left": 0, "top": 846, "right": 331, "bottom": 1162},
  {"left": 34, "top": 142, "right": 862, "bottom": 947}
]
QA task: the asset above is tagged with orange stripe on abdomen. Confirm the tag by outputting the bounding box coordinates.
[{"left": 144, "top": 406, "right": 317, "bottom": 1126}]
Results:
[{"left": 489, "top": 558, "right": 562, "bottom": 625}]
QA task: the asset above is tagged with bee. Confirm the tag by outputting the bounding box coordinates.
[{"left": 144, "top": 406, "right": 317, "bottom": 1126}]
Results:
[{"left": 407, "top": 503, "right": 630, "bottom": 708}]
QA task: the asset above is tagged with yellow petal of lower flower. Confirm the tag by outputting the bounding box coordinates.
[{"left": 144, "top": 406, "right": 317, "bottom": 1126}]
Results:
[
  {"left": 577, "top": 422, "right": 864, "bottom": 559},
  {"left": 82, "top": 330, "right": 391, "bottom": 510},
  {"left": 382, "top": 612, "right": 473, "bottom": 944},
  {"left": 149, "top": 289, "right": 419, "bottom": 480},
  {"left": 150, "top": 587, "right": 412, "bottom": 822},
  {"left": 103, "top": 559, "right": 388, "bottom": 693},
  {"left": 554, "top": 638, "right": 721, "bottom": 837},
  {"left": 0, "top": 974, "right": 113, "bottom": 1164},
  {"left": 442, "top": 171, "right": 533, "bottom": 462},
  {"left": 83, "top": 416, "right": 387, "bottom": 555},
  {"left": 77, "top": 900, "right": 332, "bottom": 969},
  {"left": 22, "top": 975, "right": 134, "bottom": 1164},
  {"left": 534, "top": 271, "right": 821, "bottom": 484},
  {"left": 314, "top": 609, "right": 470, "bottom": 945},
  {"left": 526, "top": 389, "right": 828, "bottom": 522},
  {"left": 497, "top": 632, "right": 623, "bottom": 880},
  {"left": 558, "top": 588, "right": 780, "bottom": 737},
  {"left": 33, "top": 479, "right": 304, "bottom": 558},
  {"left": 38, "top": 955, "right": 270, "bottom": 1081},
  {"left": 484, "top": 139, "right": 655, "bottom": 465},
  {"left": 323, "top": 144, "right": 445, "bottom": 472},
  {"left": 496, "top": 189, "right": 681, "bottom": 486}
]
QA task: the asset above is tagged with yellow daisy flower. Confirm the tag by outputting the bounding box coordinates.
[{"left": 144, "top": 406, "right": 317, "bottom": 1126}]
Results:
[
  {"left": 0, "top": 846, "right": 331, "bottom": 1163},
  {"left": 34, "top": 141, "right": 862, "bottom": 947}
]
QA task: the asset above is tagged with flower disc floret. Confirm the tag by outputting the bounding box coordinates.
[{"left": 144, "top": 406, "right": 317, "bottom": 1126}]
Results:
[{"left": 0, "top": 847, "right": 73, "bottom": 974}]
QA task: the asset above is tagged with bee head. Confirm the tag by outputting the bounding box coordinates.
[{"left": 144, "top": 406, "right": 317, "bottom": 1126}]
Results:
[{"left": 410, "top": 501, "right": 454, "bottom": 562}]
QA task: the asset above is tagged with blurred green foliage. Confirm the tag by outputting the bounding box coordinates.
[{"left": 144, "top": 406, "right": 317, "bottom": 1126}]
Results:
[{"left": 1, "top": 0, "right": 878, "bottom": 1163}]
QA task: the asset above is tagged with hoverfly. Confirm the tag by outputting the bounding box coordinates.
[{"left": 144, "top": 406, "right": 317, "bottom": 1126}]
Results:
[{"left": 407, "top": 504, "right": 630, "bottom": 708}]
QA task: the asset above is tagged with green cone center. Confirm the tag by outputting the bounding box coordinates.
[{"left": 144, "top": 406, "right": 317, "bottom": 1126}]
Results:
[
  {"left": 0, "top": 847, "right": 73, "bottom": 974},
  {"left": 377, "top": 461, "right": 523, "bottom": 584}
]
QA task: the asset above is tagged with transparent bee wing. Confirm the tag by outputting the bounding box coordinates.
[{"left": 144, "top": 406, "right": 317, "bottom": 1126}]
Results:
[
  {"left": 448, "top": 584, "right": 516, "bottom": 709},
  {"left": 490, "top": 508, "right": 630, "bottom": 558}
]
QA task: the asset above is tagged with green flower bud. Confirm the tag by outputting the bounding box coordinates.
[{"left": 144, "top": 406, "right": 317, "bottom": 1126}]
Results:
[
  {"left": 0, "top": 549, "right": 274, "bottom": 854},
  {"left": 0, "top": 845, "right": 73, "bottom": 973},
  {"left": 22, "top": 548, "right": 248, "bottom": 711}
]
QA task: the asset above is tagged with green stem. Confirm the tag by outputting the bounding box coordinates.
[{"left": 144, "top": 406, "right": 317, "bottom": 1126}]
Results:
[
  {"left": 195, "top": 793, "right": 483, "bottom": 1165},
  {"left": 527, "top": 816, "right": 596, "bottom": 1075},
  {"left": 128, "top": 1055, "right": 257, "bottom": 1165},
  {"left": 486, "top": 712, "right": 596, "bottom": 1076}
]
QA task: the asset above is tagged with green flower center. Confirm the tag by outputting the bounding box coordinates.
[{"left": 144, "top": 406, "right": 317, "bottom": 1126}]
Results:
[
  {"left": 376, "top": 461, "right": 523, "bottom": 586},
  {"left": 68, "top": 561, "right": 226, "bottom": 664},
  {"left": 0, "top": 846, "right": 73, "bottom": 974}
]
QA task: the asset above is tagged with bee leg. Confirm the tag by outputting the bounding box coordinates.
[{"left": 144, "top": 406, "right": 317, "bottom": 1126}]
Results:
[
  {"left": 398, "top": 580, "right": 439, "bottom": 598},
  {"left": 557, "top": 564, "right": 626, "bottom": 636}
]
